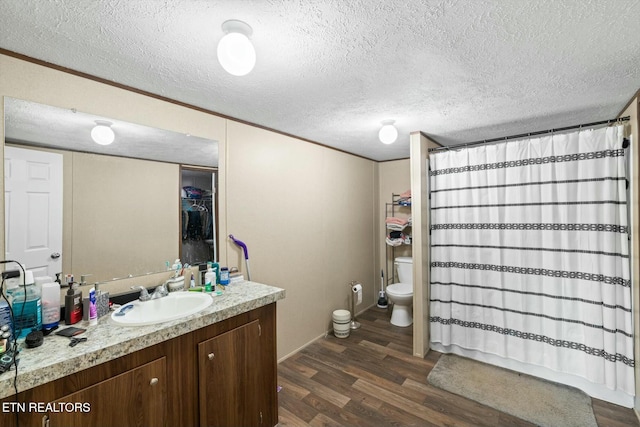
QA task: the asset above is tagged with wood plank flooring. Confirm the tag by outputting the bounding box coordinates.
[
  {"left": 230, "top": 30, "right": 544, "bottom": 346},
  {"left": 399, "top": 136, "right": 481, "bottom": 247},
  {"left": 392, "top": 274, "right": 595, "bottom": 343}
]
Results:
[{"left": 278, "top": 306, "right": 639, "bottom": 427}]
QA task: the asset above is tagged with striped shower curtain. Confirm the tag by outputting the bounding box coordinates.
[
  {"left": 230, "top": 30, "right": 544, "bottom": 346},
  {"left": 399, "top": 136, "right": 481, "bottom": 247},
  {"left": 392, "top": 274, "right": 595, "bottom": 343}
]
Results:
[{"left": 429, "top": 125, "right": 634, "bottom": 398}]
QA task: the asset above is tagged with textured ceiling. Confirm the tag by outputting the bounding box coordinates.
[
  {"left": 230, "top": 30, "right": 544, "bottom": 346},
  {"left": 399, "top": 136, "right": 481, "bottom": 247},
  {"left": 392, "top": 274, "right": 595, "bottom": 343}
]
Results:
[
  {"left": 4, "top": 98, "right": 218, "bottom": 167},
  {"left": 1, "top": 0, "right": 639, "bottom": 161}
]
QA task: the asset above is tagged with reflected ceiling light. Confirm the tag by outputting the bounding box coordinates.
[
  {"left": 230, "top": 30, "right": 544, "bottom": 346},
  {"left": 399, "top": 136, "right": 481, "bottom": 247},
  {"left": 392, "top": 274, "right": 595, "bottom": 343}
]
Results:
[
  {"left": 91, "top": 120, "right": 115, "bottom": 145},
  {"left": 217, "top": 19, "right": 256, "bottom": 76},
  {"left": 378, "top": 120, "right": 398, "bottom": 144}
]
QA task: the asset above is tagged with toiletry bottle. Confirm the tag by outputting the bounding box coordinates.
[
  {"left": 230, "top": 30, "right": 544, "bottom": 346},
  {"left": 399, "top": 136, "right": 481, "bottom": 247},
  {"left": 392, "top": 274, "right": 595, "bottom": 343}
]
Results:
[
  {"left": 211, "top": 262, "right": 220, "bottom": 284},
  {"left": 0, "top": 300, "right": 13, "bottom": 337},
  {"left": 41, "top": 281, "right": 61, "bottom": 330},
  {"left": 88, "top": 287, "right": 98, "bottom": 326},
  {"left": 190, "top": 273, "right": 195, "bottom": 288},
  {"left": 172, "top": 259, "right": 181, "bottom": 274},
  {"left": 220, "top": 267, "right": 230, "bottom": 285},
  {"left": 4, "top": 279, "right": 17, "bottom": 341},
  {"left": 204, "top": 267, "right": 215, "bottom": 293},
  {"left": 9, "top": 271, "right": 42, "bottom": 338},
  {"left": 65, "top": 283, "right": 83, "bottom": 325},
  {"left": 82, "top": 295, "right": 90, "bottom": 322}
]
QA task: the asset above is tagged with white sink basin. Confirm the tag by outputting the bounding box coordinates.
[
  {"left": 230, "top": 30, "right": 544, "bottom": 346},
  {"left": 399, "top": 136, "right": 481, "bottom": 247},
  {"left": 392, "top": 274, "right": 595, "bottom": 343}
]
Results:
[{"left": 111, "top": 291, "right": 213, "bottom": 326}]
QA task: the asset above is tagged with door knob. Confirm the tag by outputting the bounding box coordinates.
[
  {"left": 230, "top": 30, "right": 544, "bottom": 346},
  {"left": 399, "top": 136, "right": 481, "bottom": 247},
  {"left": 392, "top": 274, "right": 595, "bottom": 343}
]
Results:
[{"left": 50, "top": 252, "right": 61, "bottom": 259}]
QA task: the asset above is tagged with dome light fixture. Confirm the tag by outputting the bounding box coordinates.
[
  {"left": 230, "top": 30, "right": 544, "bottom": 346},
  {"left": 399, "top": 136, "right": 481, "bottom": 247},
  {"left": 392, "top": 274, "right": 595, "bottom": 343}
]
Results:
[
  {"left": 91, "top": 120, "right": 115, "bottom": 146},
  {"left": 217, "top": 19, "right": 256, "bottom": 76},
  {"left": 378, "top": 119, "right": 398, "bottom": 144}
]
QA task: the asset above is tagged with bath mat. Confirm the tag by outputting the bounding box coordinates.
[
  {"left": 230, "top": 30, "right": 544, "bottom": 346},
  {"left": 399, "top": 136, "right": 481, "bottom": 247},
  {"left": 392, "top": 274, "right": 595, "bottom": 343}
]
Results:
[{"left": 427, "top": 354, "right": 598, "bottom": 427}]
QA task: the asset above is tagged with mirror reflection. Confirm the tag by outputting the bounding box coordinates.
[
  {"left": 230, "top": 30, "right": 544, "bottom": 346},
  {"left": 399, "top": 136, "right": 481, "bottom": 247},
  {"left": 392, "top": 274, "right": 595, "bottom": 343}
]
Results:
[{"left": 4, "top": 97, "right": 219, "bottom": 283}]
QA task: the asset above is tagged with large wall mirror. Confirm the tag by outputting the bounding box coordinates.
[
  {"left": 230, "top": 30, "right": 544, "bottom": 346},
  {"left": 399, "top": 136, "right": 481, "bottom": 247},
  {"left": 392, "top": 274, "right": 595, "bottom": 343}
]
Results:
[{"left": 4, "top": 97, "right": 219, "bottom": 284}]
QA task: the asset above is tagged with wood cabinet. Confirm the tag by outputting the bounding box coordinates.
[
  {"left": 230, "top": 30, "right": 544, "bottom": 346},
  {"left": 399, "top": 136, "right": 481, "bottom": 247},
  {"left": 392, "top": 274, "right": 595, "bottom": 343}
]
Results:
[
  {"left": 48, "top": 358, "right": 167, "bottom": 427},
  {"left": 199, "top": 320, "right": 261, "bottom": 426},
  {"left": 0, "top": 303, "right": 278, "bottom": 427}
]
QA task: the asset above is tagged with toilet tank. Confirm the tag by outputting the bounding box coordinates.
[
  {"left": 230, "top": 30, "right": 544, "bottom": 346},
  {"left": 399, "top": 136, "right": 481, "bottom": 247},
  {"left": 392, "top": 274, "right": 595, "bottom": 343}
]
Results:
[{"left": 394, "top": 257, "right": 413, "bottom": 284}]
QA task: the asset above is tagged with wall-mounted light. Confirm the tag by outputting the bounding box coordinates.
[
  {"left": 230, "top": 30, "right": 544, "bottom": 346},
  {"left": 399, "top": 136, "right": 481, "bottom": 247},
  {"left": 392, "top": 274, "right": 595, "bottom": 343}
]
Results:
[
  {"left": 91, "top": 120, "right": 115, "bottom": 145},
  {"left": 379, "top": 120, "right": 398, "bottom": 144},
  {"left": 217, "top": 19, "right": 256, "bottom": 76}
]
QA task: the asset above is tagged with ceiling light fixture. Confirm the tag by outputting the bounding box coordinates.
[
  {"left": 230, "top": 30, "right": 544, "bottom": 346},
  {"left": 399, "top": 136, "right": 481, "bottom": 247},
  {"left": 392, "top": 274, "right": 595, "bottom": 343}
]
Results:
[
  {"left": 91, "top": 120, "right": 115, "bottom": 145},
  {"left": 378, "top": 120, "right": 398, "bottom": 144},
  {"left": 217, "top": 19, "right": 256, "bottom": 76}
]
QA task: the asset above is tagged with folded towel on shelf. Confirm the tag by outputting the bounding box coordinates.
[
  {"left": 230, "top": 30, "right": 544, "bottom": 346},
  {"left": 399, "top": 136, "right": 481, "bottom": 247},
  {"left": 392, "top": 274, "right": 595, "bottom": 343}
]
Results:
[
  {"left": 400, "top": 189, "right": 411, "bottom": 199},
  {"left": 385, "top": 217, "right": 408, "bottom": 225},
  {"left": 386, "top": 216, "right": 411, "bottom": 231},
  {"left": 386, "top": 236, "right": 403, "bottom": 247},
  {"left": 386, "top": 224, "right": 406, "bottom": 231}
]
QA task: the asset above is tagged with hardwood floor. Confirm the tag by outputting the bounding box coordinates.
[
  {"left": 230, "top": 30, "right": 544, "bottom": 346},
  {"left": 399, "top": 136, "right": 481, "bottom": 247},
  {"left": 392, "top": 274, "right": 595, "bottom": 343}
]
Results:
[{"left": 277, "top": 306, "right": 639, "bottom": 427}]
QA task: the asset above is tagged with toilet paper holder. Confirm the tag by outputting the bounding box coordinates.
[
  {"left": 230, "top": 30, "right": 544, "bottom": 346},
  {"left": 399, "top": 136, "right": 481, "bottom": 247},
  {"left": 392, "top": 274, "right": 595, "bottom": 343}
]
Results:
[{"left": 349, "top": 281, "right": 362, "bottom": 330}]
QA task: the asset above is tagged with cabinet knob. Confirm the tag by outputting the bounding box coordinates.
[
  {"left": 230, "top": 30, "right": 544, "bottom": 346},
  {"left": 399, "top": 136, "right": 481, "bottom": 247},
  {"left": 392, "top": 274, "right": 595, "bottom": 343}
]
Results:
[
  {"left": 208, "top": 352, "right": 215, "bottom": 360},
  {"left": 150, "top": 377, "right": 159, "bottom": 386}
]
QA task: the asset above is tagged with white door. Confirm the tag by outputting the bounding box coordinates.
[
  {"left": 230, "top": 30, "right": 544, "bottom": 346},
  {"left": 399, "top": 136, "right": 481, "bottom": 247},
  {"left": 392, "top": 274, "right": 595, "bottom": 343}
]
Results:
[{"left": 4, "top": 146, "right": 63, "bottom": 278}]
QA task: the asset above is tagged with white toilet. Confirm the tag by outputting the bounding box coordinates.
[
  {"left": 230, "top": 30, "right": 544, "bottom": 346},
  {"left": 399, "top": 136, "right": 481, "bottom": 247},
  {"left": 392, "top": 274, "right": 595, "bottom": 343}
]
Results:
[{"left": 386, "top": 257, "right": 414, "bottom": 327}]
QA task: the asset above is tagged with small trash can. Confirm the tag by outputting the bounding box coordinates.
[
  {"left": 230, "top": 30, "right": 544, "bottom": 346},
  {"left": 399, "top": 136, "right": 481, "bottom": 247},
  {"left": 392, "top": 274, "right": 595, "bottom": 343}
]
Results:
[{"left": 332, "top": 309, "right": 351, "bottom": 339}]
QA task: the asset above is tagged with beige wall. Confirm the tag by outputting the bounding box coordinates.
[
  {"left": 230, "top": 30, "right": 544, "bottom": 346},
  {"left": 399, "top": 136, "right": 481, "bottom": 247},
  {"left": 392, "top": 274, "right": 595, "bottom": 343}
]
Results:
[
  {"left": 618, "top": 94, "right": 640, "bottom": 415},
  {"left": 71, "top": 153, "right": 179, "bottom": 282},
  {"left": 225, "top": 120, "right": 376, "bottom": 359},
  {"left": 0, "top": 53, "right": 377, "bottom": 361},
  {"left": 410, "top": 133, "right": 440, "bottom": 357}
]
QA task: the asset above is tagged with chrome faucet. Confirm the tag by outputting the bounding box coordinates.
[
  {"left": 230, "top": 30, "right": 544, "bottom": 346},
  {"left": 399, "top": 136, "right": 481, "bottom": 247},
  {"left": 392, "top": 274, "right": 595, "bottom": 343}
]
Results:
[
  {"left": 151, "top": 282, "right": 169, "bottom": 299},
  {"left": 80, "top": 274, "right": 92, "bottom": 287},
  {"left": 131, "top": 285, "right": 151, "bottom": 302}
]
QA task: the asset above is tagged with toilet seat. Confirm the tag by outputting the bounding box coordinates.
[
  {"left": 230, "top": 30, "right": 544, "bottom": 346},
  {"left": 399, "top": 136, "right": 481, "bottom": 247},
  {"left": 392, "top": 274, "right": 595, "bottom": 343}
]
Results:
[{"left": 387, "top": 283, "right": 412, "bottom": 296}]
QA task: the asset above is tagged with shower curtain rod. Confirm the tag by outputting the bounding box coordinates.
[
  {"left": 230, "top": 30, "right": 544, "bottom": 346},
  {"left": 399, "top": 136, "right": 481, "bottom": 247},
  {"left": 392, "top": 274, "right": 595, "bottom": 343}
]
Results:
[{"left": 428, "top": 116, "right": 631, "bottom": 153}]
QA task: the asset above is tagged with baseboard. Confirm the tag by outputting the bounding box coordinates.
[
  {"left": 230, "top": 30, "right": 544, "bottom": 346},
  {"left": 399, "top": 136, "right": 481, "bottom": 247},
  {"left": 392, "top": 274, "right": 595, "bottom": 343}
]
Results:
[
  {"left": 278, "top": 331, "right": 328, "bottom": 364},
  {"left": 277, "top": 302, "right": 375, "bottom": 364}
]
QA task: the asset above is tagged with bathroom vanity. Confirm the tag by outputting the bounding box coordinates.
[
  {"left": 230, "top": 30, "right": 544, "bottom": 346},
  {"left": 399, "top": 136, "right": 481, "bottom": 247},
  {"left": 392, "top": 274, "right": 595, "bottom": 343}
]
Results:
[{"left": 0, "top": 281, "right": 285, "bottom": 427}]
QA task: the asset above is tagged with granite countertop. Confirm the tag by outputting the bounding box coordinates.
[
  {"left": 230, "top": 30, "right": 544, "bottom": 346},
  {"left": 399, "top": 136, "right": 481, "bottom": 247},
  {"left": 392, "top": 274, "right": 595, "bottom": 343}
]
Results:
[{"left": 0, "top": 280, "right": 285, "bottom": 400}]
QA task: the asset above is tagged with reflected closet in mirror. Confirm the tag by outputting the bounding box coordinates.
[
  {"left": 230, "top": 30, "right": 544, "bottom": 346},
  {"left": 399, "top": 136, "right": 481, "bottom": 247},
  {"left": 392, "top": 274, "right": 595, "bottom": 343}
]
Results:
[{"left": 181, "top": 168, "right": 218, "bottom": 267}]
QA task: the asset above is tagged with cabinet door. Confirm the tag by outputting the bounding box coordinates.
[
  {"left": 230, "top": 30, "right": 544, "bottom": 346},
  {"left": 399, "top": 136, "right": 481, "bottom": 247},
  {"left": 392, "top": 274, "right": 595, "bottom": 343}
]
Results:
[
  {"left": 199, "top": 319, "right": 261, "bottom": 427},
  {"left": 47, "top": 357, "right": 167, "bottom": 427}
]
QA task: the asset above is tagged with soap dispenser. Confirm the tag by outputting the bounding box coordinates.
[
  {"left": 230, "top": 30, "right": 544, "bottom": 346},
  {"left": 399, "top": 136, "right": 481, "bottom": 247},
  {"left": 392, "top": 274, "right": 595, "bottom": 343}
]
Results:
[
  {"left": 204, "top": 267, "right": 215, "bottom": 293},
  {"left": 65, "top": 283, "right": 83, "bottom": 325}
]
